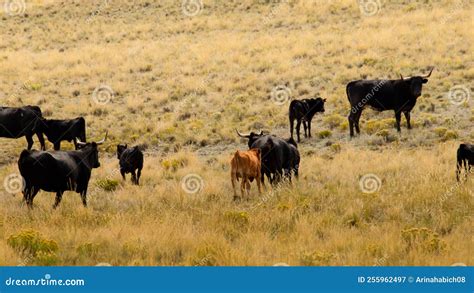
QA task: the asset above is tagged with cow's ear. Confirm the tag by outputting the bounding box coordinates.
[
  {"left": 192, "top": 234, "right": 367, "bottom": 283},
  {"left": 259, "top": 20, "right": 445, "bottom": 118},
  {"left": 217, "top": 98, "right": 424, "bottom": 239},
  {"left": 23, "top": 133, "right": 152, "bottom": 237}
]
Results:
[
  {"left": 125, "top": 144, "right": 128, "bottom": 148},
  {"left": 422, "top": 79, "right": 428, "bottom": 84},
  {"left": 323, "top": 99, "right": 327, "bottom": 102}
]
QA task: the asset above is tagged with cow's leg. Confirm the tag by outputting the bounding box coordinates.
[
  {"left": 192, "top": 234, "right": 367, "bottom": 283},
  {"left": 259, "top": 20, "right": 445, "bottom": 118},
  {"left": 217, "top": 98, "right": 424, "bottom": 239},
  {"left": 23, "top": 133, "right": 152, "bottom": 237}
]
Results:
[
  {"left": 464, "top": 159, "right": 469, "bottom": 177},
  {"left": 296, "top": 120, "right": 302, "bottom": 142},
  {"left": 131, "top": 170, "right": 137, "bottom": 185},
  {"left": 26, "top": 187, "right": 39, "bottom": 209},
  {"left": 231, "top": 173, "right": 238, "bottom": 199},
  {"left": 22, "top": 186, "right": 31, "bottom": 206},
  {"left": 395, "top": 112, "right": 402, "bottom": 132},
  {"left": 80, "top": 189, "right": 88, "bottom": 207},
  {"left": 404, "top": 111, "right": 412, "bottom": 130},
  {"left": 294, "top": 166, "right": 299, "bottom": 179},
  {"left": 308, "top": 119, "right": 312, "bottom": 138},
  {"left": 53, "top": 191, "right": 63, "bottom": 209},
  {"left": 53, "top": 142, "right": 61, "bottom": 151},
  {"left": 120, "top": 169, "right": 126, "bottom": 181},
  {"left": 256, "top": 175, "right": 262, "bottom": 194},
  {"left": 25, "top": 135, "right": 34, "bottom": 150},
  {"left": 136, "top": 168, "right": 142, "bottom": 185},
  {"left": 36, "top": 133, "right": 45, "bottom": 150},
  {"left": 354, "top": 111, "right": 362, "bottom": 135},
  {"left": 456, "top": 160, "right": 463, "bottom": 182},
  {"left": 303, "top": 121, "right": 308, "bottom": 138},
  {"left": 240, "top": 177, "right": 246, "bottom": 199},
  {"left": 347, "top": 111, "right": 354, "bottom": 137},
  {"left": 245, "top": 180, "right": 251, "bottom": 198},
  {"left": 289, "top": 118, "right": 294, "bottom": 139},
  {"left": 285, "top": 169, "right": 292, "bottom": 184}
]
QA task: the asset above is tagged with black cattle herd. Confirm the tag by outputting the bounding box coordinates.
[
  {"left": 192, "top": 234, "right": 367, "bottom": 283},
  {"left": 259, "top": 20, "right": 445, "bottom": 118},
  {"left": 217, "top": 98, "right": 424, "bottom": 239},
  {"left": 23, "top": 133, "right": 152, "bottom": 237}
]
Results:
[{"left": 0, "top": 68, "right": 472, "bottom": 208}]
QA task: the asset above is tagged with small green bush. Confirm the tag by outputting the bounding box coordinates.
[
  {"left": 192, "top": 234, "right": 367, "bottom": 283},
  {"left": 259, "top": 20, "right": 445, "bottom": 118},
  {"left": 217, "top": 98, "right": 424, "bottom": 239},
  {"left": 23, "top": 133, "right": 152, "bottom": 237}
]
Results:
[
  {"left": 318, "top": 130, "right": 332, "bottom": 139},
  {"left": 96, "top": 179, "right": 119, "bottom": 192},
  {"left": 7, "top": 230, "right": 59, "bottom": 264}
]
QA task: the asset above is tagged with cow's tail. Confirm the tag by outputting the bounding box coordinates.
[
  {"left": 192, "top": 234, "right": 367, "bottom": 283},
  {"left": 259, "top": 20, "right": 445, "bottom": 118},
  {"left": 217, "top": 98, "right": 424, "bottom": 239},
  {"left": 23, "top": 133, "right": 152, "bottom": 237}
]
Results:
[
  {"left": 288, "top": 100, "right": 297, "bottom": 120},
  {"left": 346, "top": 82, "right": 354, "bottom": 104},
  {"left": 456, "top": 145, "right": 465, "bottom": 181},
  {"left": 18, "top": 150, "right": 32, "bottom": 175}
]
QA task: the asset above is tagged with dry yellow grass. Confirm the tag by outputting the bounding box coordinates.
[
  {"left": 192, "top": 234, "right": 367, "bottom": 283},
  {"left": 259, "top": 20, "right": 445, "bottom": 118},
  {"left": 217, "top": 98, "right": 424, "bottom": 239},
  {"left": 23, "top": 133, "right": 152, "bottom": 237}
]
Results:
[{"left": 0, "top": 0, "right": 472, "bottom": 266}]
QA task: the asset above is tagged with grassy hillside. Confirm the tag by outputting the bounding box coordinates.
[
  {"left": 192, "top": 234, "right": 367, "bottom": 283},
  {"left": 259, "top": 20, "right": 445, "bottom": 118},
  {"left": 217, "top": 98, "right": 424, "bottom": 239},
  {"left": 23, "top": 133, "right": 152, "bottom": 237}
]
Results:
[{"left": 0, "top": 0, "right": 472, "bottom": 266}]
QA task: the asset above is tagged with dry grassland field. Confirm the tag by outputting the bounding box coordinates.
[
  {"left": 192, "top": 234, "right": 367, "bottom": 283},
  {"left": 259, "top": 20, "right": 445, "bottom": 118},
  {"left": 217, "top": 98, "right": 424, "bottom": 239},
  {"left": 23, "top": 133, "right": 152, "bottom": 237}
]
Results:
[{"left": 0, "top": 0, "right": 473, "bottom": 266}]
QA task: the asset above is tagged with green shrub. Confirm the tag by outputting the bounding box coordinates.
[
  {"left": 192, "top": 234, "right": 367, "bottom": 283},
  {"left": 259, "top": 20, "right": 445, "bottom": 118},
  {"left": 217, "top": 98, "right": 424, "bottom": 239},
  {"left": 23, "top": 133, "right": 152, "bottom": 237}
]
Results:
[
  {"left": 434, "top": 127, "right": 447, "bottom": 137},
  {"left": 318, "top": 130, "right": 332, "bottom": 139},
  {"left": 442, "top": 130, "right": 458, "bottom": 141},
  {"left": 7, "top": 230, "right": 59, "bottom": 257},
  {"left": 323, "top": 114, "right": 345, "bottom": 129},
  {"left": 330, "top": 143, "right": 342, "bottom": 153},
  {"left": 96, "top": 179, "right": 119, "bottom": 192},
  {"left": 223, "top": 211, "right": 249, "bottom": 229},
  {"left": 401, "top": 227, "right": 446, "bottom": 253}
]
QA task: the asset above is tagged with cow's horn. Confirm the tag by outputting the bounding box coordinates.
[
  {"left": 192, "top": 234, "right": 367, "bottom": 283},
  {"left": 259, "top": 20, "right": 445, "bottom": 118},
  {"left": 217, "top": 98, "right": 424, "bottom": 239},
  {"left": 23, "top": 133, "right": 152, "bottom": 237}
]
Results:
[
  {"left": 399, "top": 74, "right": 404, "bottom": 80},
  {"left": 75, "top": 137, "right": 87, "bottom": 146},
  {"left": 235, "top": 129, "right": 250, "bottom": 138},
  {"left": 96, "top": 132, "right": 108, "bottom": 145},
  {"left": 423, "top": 67, "right": 434, "bottom": 78}
]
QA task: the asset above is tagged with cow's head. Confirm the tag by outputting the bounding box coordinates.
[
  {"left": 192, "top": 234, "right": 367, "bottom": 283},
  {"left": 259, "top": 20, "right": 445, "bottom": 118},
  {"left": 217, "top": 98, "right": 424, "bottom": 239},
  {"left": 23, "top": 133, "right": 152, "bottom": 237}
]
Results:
[
  {"left": 117, "top": 144, "right": 128, "bottom": 159},
  {"left": 236, "top": 129, "right": 265, "bottom": 148},
  {"left": 400, "top": 68, "right": 433, "bottom": 98},
  {"left": 32, "top": 117, "right": 48, "bottom": 135},
  {"left": 75, "top": 132, "right": 107, "bottom": 169},
  {"left": 307, "top": 97, "right": 327, "bottom": 113}
]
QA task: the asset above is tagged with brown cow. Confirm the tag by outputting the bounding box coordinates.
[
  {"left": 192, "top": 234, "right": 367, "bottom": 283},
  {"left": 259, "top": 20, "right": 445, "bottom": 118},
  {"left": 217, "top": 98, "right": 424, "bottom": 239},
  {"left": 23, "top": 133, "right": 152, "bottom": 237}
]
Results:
[{"left": 230, "top": 148, "right": 263, "bottom": 200}]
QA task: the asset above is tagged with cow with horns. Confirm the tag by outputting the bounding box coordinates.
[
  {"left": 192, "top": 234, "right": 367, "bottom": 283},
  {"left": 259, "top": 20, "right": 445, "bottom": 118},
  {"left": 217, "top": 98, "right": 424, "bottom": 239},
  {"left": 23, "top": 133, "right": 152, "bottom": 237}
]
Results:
[
  {"left": 236, "top": 130, "right": 300, "bottom": 184},
  {"left": 347, "top": 68, "right": 433, "bottom": 137},
  {"left": 18, "top": 133, "right": 107, "bottom": 209}
]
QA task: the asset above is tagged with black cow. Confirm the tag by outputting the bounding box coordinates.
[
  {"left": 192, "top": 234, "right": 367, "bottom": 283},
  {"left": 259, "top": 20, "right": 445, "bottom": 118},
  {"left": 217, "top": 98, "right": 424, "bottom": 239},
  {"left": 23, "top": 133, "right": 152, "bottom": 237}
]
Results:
[
  {"left": 236, "top": 130, "right": 299, "bottom": 184},
  {"left": 18, "top": 133, "right": 107, "bottom": 209},
  {"left": 347, "top": 68, "right": 433, "bottom": 137},
  {"left": 117, "top": 144, "right": 144, "bottom": 185},
  {"left": 40, "top": 117, "right": 86, "bottom": 150},
  {"left": 289, "top": 98, "right": 326, "bottom": 142},
  {"left": 457, "top": 143, "right": 474, "bottom": 181},
  {"left": 0, "top": 106, "right": 45, "bottom": 150}
]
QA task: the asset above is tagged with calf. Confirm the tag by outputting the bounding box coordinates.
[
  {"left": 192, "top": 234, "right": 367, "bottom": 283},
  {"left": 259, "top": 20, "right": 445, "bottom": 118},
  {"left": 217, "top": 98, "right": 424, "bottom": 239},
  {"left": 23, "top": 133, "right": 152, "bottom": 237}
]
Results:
[
  {"left": 289, "top": 98, "right": 326, "bottom": 142},
  {"left": 40, "top": 117, "right": 86, "bottom": 150},
  {"left": 117, "top": 144, "right": 144, "bottom": 185},
  {"left": 230, "top": 148, "right": 263, "bottom": 200},
  {"left": 457, "top": 143, "right": 474, "bottom": 181}
]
